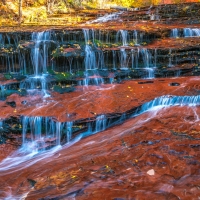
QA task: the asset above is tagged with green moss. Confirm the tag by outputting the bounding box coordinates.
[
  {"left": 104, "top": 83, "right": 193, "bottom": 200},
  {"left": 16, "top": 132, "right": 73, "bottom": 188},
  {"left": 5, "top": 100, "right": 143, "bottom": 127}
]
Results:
[
  {"left": 4, "top": 73, "right": 12, "bottom": 80},
  {"left": 54, "top": 72, "right": 73, "bottom": 81}
]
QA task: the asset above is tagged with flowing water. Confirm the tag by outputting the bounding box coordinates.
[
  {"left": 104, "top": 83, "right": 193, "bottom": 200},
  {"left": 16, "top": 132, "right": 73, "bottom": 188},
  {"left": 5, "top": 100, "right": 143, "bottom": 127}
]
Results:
[{"left": 1, "top": 3, "right": 200, "bottom": 199}]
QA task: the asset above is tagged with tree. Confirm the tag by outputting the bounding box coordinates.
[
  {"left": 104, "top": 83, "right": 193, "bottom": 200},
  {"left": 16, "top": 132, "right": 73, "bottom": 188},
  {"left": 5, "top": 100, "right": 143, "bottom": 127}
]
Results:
[
  {"left": 19, "top": 0, "right": 22, "bottom": 24},
  {"left": 47, "top": 0, "right": 56, "bottom": 14}
]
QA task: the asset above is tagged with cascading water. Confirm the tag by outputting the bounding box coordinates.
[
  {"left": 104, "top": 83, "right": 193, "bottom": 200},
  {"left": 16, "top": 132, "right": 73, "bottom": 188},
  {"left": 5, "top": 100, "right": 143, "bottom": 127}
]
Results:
[
  {"left": 168, "top": 49, "right": 173, "bottom": 67},
  {"left": 171, "top": 28, "right": 200, "bottom": 38},
  {"left": 116, "top": 30, "right": 129, "bottom": 46},
  {"left": 83, "top": 29, "right": 96, "bottom": 71},
  {"left": 183, "top": 28, "right": 200, "bottom": 37},
  {"left": 140, "top": 95, "right": 200, "bottom": 113},
  {"left": 20, "top": 31, "right": 52, "bottom": 96},
  {"left": 21, "top": 116, "right": 74, "bottom": 151},
  {"left": 133, "top": 30, "right": 139, "bottom": 45},
  {"left": 95, "top": 115, "right": 107, "bottom": 132},
  {"left": 171, "top": 28, "right": 179, "bottom": 38},
  {"left": 0, "top": 85, "right": 5, "bottom": 99},
  {"left": 119, "top": 48, "right": 129, "bottom": 69},
  {"left": 86, "top": 12, "right": 123, "bottom": 24},
  {"left": 131, "top": 48, "right": 139, "bottom": 68},
  {"left": 82, "top": 29, "right": 104, "bottom": 86},
  {"left": 31, "top": 31, "right": 51, "bottom": 76},
  {"left": 140, "top": 48, "right": 154, "bottom": 79}
]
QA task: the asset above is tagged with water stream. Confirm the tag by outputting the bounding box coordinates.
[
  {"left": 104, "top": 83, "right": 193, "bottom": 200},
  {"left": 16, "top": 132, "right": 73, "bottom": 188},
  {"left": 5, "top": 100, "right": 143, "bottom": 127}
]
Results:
[{"left": 1, "top": 5, "right": 200, "bottom": 198}]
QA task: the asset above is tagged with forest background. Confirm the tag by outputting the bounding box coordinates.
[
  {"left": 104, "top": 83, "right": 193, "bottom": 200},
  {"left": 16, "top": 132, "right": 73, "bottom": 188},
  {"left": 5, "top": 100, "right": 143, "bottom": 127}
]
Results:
[{"left": 0, "top": 0, "right": 199, "bottom": 25}]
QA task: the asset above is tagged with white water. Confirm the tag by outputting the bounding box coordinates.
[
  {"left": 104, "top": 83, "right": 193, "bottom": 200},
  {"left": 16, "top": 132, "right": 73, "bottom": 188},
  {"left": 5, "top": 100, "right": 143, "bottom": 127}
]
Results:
[
  {"left": 95, "top": 115, "right": 107, "bottom": 132},
  {"left": 0, "top": 134, "right": 83, "bottom": 174},
  {"left": 31, "top": 31, "right": 51, "bottom": 76},
  {"left": 171, "top": 28, "right": 200, "bottom": 38},
  {"left": 171, "top": 28, "right": 179, "bottom": 38},
  {"left": 1, "top": 94, "right": 200, "bottom": 175},
  {"left": 140, "top": 95, "right": 200, "bottom": 113},
  {"left": 116, "top": 30, "right": 129, "bottom": 46},
  {"left": 184, "top": 28, "right": 200, "bottom": 37},
  {"left": 20, "top": 75, "right": 50, "bottom": 97},
  {"left": 86, "top": 12, "right": 123, "bottom": 24}
]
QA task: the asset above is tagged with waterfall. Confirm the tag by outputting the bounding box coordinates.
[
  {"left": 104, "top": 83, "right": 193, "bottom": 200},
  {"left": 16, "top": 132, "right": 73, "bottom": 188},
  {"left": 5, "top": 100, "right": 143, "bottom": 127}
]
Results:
[
  {"left": 171, "top": 28, "right": 200, "bottom": 38},
  {"left": 140, "top": 95, "right": 200, "bottom": 113},
  {"left": 21, "top": 116, "right": 74, "bottom": 150},
  {"left": 133, "top": 30, "right": 139, "bottom": 45},
  {"left": 112, "top": 50, "right": 117, "bottom": 69},
  {"left": 119, "top": 48, "right": 129, "bottom": 69},
  {"left": 183, "top": 28, "right": 200, "bottom": 37},
  {"left": 31, "top": 31, "right": 51, "bottom": 76},
  {"left": 95, "top": 115, "right": 107, "bottom": 132},
  {"left": 116, "top": 30, "right": 129, "bottom": 46},
  {"left": 171, "top": 28, "right": 179, "bottom": 38},
  {"left": 82, "top": 29, "right": 105, "bottom": 86},
  {"left": 0, "top": 34, "right": 4, "bottom": 47},
  {"left": 154, "top": 49, "right": 157, "bottom": 68},
  {"left": 141, "top": 48, "right": 152, "bottom": 68},
  {"left": 66, "top": 122, "right": 73, "bottom": 143},
  {"left": 83, "top": 29, "right": 96, "bottom": 70},
  {"left": 140, "top": 48, "right": 154, "bottom": 78},
  {"left": 79, "top": 77, "right": 104, "bottom": 86},
  {"left": 86, "top": 12, "right": 123, "bottom": 24},
  {"left": 0, "top": 85, "right": 5, "bottom": 99},
  {"left": 131, "top": 48, "right": 139, "bottom": 69},
  {"left": 168, "top": 49, "right": 173, "bottom": 67},
  {"left": 18, "top": 31, "right": 52, "bottom": 96},
  {"left": 20, "top": 76, "right": 49, "bottom": 97},
  {"left": 146, "top": 68, "right": 154, "bottom": 79}
]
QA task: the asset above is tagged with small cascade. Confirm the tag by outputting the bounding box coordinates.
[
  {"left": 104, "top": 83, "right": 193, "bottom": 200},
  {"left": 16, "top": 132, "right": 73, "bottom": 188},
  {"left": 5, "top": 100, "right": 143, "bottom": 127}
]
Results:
[
  {"left": 133, "top": 30, "right": 140, "bottom": 45},
  {"left": 82, "top": 29, "right": 105, "bottom": 86},
  {"left": 154, "top": 49, "right": 157, "bottom": 68},
  {"left": 0, "top": 120, "right": 3, "bottom": 130},
  {"left": 150, "top": 14, "right": 160, "bottom": 20},
  {"left": 14, "top": 31, "right": 53, "bottom": 96},
  {"left": 141, "top": 48, "right": 151, "bottom": 68},
  {"left": 0, "top": 85, "right": 6, "bottom": 99},
  {"left": 131, "top": 49, "right": 139, "bottom": 68},
  {"left": 140, "top": 48, "right": 154, "bottom": 78},
  {"left": 84, "top": 45, "right": 96, "bottom": 70},
  {"left": 131, "top": 47, "right": 154, "bottom": 75},
  {"left": 20, "top": 75, "right": 49, "bottom": 96},
  {"left": 79, "top": 76, "right": 104, "bottom": 86},
  {"left": 0, "top": 34, "right": 4, "bottom": 47},
  {"left": 119, "top": 48, "right": 129, "bottom": 69},
  {"left": 116, "top": 30, "right": 129, "bottom": 46},
  {"left": 140, "top": 95, "right": 200, "bottom": 113},
  {"left": 21, "top": 116, "right": 74, "bottom": 150},
  {"left": 66, "top": 122, "right": 73, "bottom": 143},
  {"left": 86, "top": 12, "right": 123, "bottom": 24},
  {"left": 112, "top": 50, "right": 117, "bottom": 69},
  {"left": 168, "top": 49, "right": 173, "bottom": 67},
  {"left": 171, "top": 28, "right": 200, "bottom": 38},
  {"left": 183, "top": 28, "right": 200, "bottom": 37},
  {"left": 171, "top": 28, "right": 179, "bottom": 38},
  {"left": 145, "top": 68, "right": 155, "bottom": 79},
  {"left": 83, "top": 29, "right": 96, "bottom": 71},
  {"left": 31, "top": 31, "right": 51, "bottom": 76},
  {"left": 95, "top": 115, "right": 107, "bottom": 132}
]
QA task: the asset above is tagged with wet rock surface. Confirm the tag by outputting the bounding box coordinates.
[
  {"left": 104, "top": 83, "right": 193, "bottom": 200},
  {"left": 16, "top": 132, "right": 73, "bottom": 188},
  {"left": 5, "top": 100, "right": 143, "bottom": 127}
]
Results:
[
  {"left": 1, "top": 106, "right": 200, "bottom": 199},
  {"left": 1, "top": 2, "right": 200, "bottom": 199}
]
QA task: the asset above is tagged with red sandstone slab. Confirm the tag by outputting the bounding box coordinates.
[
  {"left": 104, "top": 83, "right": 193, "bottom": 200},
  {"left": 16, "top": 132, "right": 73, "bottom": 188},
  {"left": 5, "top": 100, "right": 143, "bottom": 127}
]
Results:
[
  {"left": 1, "top": 76, "right": 200, "bottom": 122},
  {"left": 1, "top": 106, "right": 200, "bottom": 199}
]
